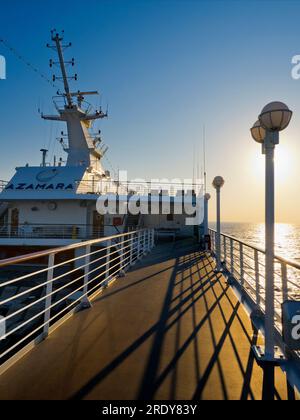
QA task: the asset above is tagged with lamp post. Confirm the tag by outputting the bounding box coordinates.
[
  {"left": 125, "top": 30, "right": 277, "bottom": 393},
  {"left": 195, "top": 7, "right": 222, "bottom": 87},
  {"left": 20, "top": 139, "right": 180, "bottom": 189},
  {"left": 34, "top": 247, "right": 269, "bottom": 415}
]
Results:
[
  {"left": 251, "top": 102, "right": 292, "bottom": 362},
  {"left": 212, "top": 176, "right": 225, "bottom": 271}
]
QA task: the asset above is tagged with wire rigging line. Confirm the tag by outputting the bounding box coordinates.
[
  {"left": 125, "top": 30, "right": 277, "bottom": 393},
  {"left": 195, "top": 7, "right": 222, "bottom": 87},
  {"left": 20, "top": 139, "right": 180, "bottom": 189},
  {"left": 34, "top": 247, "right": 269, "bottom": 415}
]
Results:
[{"left": 0, "top": 38, "right": 59, "bottom": 89}]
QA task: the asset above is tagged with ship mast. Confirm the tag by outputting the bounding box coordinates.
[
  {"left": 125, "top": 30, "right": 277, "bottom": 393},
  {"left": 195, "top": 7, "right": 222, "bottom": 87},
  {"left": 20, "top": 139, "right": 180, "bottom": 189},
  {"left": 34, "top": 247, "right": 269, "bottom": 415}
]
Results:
[
  {"left": 51, "top": 32, "right": 73, "bottom": 107},
  {"left": 42, "top": 30, "right": 108, "bottom": 172}
]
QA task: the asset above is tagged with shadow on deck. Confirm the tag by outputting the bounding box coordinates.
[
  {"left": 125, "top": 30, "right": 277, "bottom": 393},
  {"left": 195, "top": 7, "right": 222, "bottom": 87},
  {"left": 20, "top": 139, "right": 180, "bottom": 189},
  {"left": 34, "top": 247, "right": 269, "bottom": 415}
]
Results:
[{"left": 0, "top": 240, "right": 296, "bottom": 400}]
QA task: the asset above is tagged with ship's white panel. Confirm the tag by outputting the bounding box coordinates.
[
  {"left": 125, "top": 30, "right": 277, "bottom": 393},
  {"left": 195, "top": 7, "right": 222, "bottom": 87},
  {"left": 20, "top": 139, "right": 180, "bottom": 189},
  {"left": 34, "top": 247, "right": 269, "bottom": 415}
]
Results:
[
  {"left": 16, "top": 201, "right": 88, "bottom": 225},
  {"left": 0, "top": 166, "right": 88, "bottom": 200}
]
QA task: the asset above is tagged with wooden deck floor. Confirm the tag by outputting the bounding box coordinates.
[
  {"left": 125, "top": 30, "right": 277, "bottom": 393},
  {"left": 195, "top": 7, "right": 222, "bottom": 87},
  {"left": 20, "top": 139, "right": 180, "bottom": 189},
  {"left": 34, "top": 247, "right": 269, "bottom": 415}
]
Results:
[{"left": 0, "top": 240, "right": 295, "bottom": 400}]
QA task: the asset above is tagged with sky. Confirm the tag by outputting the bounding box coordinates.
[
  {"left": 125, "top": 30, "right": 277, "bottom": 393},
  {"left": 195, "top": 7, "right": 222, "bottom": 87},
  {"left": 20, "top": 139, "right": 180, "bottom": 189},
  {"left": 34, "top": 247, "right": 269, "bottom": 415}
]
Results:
[{"left": 1, "top": 0, "right": 300, "bottom": 223}]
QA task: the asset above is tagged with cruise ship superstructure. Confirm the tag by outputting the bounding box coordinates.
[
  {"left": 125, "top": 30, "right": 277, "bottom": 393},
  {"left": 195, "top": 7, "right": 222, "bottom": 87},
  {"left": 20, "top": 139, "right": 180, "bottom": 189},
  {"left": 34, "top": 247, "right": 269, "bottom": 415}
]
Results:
[{"left": 0, "top": 31, "right": 201, "bottom": 258}]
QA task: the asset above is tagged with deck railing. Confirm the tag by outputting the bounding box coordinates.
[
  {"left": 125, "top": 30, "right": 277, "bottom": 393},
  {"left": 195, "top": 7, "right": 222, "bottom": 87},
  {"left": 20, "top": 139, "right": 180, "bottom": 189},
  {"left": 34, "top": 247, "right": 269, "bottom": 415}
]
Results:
[
  {"left": 0, "top": 228, "right": 155, "bottom": 370},
  {"left": 76, "top": 179, "right": 203, "bottom": 197},
  {"left": 0, "top": 223, "right": 121, "bottom": 240},
  {"left": 209, "top": 228, "right": 300, "bottom": 354}
]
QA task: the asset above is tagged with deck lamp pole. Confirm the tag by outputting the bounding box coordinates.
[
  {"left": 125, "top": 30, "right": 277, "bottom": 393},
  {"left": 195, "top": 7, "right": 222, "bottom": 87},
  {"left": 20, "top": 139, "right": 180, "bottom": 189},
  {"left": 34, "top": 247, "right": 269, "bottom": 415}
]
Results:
[
  {"left": 251, "top": 102, "right": 292, "bottom": 362},
  {"left": 212, "top": 177, "right": 225, "bottom": 271}
]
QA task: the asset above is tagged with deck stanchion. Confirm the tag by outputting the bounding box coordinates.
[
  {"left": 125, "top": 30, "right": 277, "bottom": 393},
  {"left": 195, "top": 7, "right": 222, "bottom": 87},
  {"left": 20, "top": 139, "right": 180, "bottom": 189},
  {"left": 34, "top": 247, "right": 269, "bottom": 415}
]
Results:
[
  {"left": 147, "top": 229, "right": 151, "bottom": 252},
  {"left": 104, "top": 239, "right": 112, "bottom": 288},
  {"left": 130, "top": 233, "right": 134, "bottom": 266},
  {"left": 212, "top": 176, "right": 225, "bottom": 271},
  {"left": 281, "top": 262, "right": 288, "bottom": 303},
  {"left": 137, "top": 231, "right": 142, "bottom": 259},
  {"left": 143, "top": 230, "right": 147, "bottom": 255},
  {"left": 223, "top": 236, "right": 227, "bottom": 267},
  {"left": 119, "top": 236, "right": 126, "bottom": 277},
  {"left": 254, "top": 249, "right": 260, "bottom": 307},
  {"left": 80, "top": 244, "right": 92, "bottom": 309},
  {"left": 240, "top": 243, "right": 244, "bottom": 286},
  {"left": 42, "top": 253, "right": 55, "bottom": 339},
  {"left": 230, "top": 238, "right": 234, "bottom": 274},
  {"left": 204, "top": 193, "right": 211, "bottom": 249}
]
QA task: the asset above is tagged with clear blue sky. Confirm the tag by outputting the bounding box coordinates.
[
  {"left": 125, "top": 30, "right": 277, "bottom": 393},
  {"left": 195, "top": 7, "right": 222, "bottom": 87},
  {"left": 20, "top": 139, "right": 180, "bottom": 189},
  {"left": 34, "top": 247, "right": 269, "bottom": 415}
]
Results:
[{"left": 1, "top": 0, "right": 300, "bottom": 222}]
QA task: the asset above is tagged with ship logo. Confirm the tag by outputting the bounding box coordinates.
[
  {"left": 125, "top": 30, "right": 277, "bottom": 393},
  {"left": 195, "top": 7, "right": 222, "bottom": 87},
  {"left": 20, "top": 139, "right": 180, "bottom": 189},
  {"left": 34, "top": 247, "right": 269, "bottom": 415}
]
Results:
[{"left": 36, "top": 169, "right": 59, "bottom": 182}]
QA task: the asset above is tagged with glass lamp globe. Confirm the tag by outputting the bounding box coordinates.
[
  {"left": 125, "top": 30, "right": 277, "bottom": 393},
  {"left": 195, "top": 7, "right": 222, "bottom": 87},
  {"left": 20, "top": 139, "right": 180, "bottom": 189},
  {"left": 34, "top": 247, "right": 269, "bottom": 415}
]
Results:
[
  {"left": 259, "top": 101, "right": 292, "bottom": 132},
  {"left": 250, "top": 120, "right": 266, "bottom": 143},
  {"left": 205, "top": 193, "right": 211, "bottom": 201},
  {"left": 212, "top": 176, "right": 225, "bottom": 189}
]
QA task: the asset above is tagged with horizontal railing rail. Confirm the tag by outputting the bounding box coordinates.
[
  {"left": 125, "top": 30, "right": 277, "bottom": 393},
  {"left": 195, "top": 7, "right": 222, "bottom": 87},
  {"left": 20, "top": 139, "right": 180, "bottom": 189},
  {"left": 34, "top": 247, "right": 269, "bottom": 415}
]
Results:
[
  {"left": 0, "top": 228, "right": 155, "bottom": 368},
  {"left": 209, "top": 228, "right": 300, "bottom": 356},
  {"left": 76, "top": 179, "right": 203, "bottom": 197},
  {"left": 0, "top": 223, "right": 119, "bottom": 240}
]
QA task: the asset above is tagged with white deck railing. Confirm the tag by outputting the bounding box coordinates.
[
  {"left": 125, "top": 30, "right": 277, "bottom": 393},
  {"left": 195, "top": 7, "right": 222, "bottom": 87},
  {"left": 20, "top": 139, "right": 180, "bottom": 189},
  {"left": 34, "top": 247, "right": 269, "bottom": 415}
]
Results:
[
  {"left": 76, "top": 179, "right": 203, "bottom": 197},
  {"left": 209, "top": 228, "right": 300, "bottom": 350},
  {"left": 0, "top": 228, "right": 155, "bottom": 368},
  {"left": 0, "top": 223, "right": 123, "bottom": 240}
]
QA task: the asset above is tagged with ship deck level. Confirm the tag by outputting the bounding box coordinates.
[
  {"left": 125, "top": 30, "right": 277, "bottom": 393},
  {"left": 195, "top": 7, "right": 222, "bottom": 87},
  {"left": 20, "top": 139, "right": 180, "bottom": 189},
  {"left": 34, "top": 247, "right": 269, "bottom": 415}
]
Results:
[{"left": 0, "top": 240, "right": 295, "bottom": 400}]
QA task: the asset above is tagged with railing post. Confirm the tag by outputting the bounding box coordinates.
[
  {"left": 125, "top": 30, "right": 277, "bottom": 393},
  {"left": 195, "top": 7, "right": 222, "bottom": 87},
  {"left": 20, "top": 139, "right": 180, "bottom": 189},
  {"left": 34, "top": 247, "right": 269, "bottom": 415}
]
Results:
[
  {"left": 130, "top": 233, "right": 134, "bottom": 266},
  {"left": 137, "top": 231, "right": 142, "bottom": 260},
  {"left": 80, "top": 244, "right": 92, "bottom": 309},
  {"left": 230, "top": 238, "right": 234, "bottom": 274},
  {"left": 148, "top": 229, "right": 151, "bottom": 252},
  {"left": 42, "top": 253, "right": 55, "bottom": 339},
  {"left": 104, "top": 239, "right": 112, "bottom": 288},
  {"left": 281, "top": 262, "right": 288, "bottom": 303},
  {"left": 223, "top": 236, "right": 227, "bottom": 267},
  {"left": 143, "top": 230, "right": 147, "bottom": 255},
  {"left": 254, "top": 249, "right": 260, "bottom": 307},
  {"left": 239, "top": 242, "right": 244, "bottom": 286},
  {"left": 119, "top": 236, "right": 126, "bottom": 277}
]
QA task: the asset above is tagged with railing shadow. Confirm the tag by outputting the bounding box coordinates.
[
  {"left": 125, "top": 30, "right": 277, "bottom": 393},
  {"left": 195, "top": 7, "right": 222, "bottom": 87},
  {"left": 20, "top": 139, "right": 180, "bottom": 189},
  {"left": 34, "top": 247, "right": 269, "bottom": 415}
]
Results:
[{"left": 69, "top": 245, "right": 294, "bottom": 401}]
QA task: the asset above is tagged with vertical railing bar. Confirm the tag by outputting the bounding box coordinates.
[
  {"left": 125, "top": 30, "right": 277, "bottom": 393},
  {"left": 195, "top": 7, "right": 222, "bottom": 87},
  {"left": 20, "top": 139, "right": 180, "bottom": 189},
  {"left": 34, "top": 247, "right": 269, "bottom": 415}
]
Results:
[
  {"left": 130, "top": 233, "right": 134, "bottom": 266},
  {"left": 138, "top": 231, "right": 142, "bottom": 260},
  {"left": 254, "top": 249, "right": 260, "bottom": 307},
  {"left": 119, "top": 235, "right": 126, "bottom": 276},
  {"left": 147, "top": 229, "right": 151, "bottom": 252},
  {"left": 240, "top": 242, "right": 244, "bottom": 286},
  {"left": 42, "top": 253, "right": 55, "bottom": 338},
  {"left": 143, "top": 230, "right": 147, "bottom": 255},
  {"left": 281, "top": 262, "right": 288, "bottom": 303},
  {"left": 104, "top": 239, "right": 112, "bottom": 287},
  {"left": 80, "top": 244, "right": 92, "bottom": 308},
  {"left": 230, "top": 238, "right": 234, "bottom": 274}
]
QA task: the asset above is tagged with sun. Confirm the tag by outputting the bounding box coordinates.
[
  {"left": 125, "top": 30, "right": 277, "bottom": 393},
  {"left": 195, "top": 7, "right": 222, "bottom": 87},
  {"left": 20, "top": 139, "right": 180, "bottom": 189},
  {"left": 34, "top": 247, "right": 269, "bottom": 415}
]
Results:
[
  {"left": 250, "top": 144, "right": 294, "bottom": 183},
  {"left": 274, "top": 145, "right": 293, "bottom": 180}
]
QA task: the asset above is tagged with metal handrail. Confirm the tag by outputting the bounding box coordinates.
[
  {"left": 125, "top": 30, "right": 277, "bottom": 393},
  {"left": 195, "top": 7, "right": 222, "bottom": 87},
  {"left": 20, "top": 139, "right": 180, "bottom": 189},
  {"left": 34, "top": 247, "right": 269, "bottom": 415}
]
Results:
[
  {"left": 0, "top": 223, "right": 126, "bottom": 240},
  {"left": 211, "top": 228, "right": 300, "bottom": 270},
  {"left": 0, "top": 228, "right": 149, "bottom": 268},
  {"left": 75, "top": 179, "right": 204, "bottom": 197},
  {"left": 209, "top": 228, "right": 300, "bottom": 330},
  {"left": 0, "top": 228, "right": 155, "bottom": 367}
]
